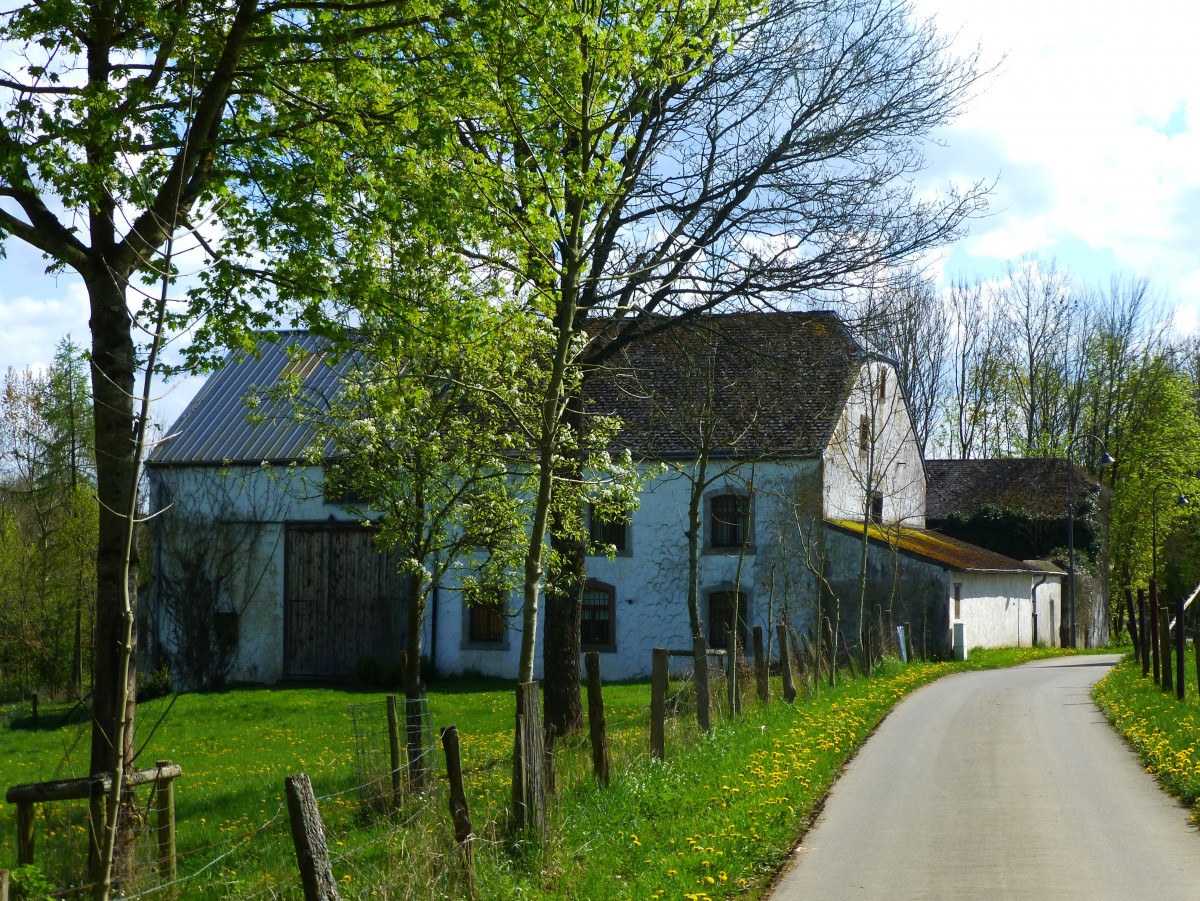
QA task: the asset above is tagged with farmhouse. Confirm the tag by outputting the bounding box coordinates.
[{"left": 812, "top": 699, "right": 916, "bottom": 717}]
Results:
[{"left": 144, "top": 312, "right": 1062, "bottom": 687}]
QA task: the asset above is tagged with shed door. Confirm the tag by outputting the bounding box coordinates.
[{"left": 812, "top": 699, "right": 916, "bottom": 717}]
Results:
[{"left": 285, "top": 527, "right": 406, "bottom": 678}]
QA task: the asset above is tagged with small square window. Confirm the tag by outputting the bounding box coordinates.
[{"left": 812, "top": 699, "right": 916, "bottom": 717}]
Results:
[
  {"left": 588, "top": 506, "right": 628, "bottom": 553},
  {"left": 870, "top": 492, "right": 884, "bottom": 524},
  {"left": 464, "top": 583, "right": 506, "bottom": 644}
]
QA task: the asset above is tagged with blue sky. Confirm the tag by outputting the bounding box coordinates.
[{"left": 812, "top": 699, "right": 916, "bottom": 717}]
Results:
[{"left": 2, "top": 0, "right": 1198, "bottom": 427}]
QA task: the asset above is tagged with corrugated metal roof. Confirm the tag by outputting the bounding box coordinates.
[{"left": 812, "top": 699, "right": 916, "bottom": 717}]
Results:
[
  {"left": 150, "top": 332, "right": 353, "bottom": 466},
  {"left": 828, "top": 520, "right": 1046, "bottom": 574}
]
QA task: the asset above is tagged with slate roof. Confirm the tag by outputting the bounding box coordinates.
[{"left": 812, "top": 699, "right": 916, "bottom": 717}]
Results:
[
  {"left": 925, "top": 458, "right": 1104, "bottom": 521},
  {"left": 150, "top": 332, "right": 352, "bottom": 466},
  {"left": 827, "top": 520, "right": 1050, "bottom": 574},
  {"left": 584, "top": 311, "right": 867, "bottom": 459}
]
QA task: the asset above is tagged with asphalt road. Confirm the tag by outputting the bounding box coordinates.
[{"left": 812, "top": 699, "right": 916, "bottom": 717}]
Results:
[{"left": 771, "top": 655, "right": 1200, "bottom": 900}]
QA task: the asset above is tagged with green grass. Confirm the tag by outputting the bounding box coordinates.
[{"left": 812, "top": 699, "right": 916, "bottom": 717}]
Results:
[
  {"left": 0, "top": 646, "right": 1082, "bottom": 899},
  {"left": 1092, "top": 645, "right": 1200, "bottom": 822}
]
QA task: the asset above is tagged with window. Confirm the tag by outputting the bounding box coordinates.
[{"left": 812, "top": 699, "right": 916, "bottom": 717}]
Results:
[
  {"left": 859, "top": 414, "right": 870, "bottom": 455},
  {"left": 464, "top": 583, "right": 506, "bottom": 644},
  {"left": 707, "top": 591, "right": 748, "bottom": 649},
  {"left": 581, "top": 581, "right": 617, "bottom": 651},
  {"left": 870, "top": 492, "right": 884, "bottom": 524},
  {"left": 588, "top": 505, "right": 628, "bottom": 553},
  {"left": 878, "top": 368, "right": 888, "bottom": 401},
  {"left": 710, "top": 493, "right": 750, "bottom": 549},
  {"left": 953, "top": 583, "right": 962, "bottom": 621}
]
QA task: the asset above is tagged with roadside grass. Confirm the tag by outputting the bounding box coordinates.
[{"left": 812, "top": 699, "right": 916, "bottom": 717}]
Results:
[
  {"left": 1092, "top": 645, "right": 1200, "bottom": 822},
  {"left": 0, "top": 646, "right": 1080, "bottom": 898}
]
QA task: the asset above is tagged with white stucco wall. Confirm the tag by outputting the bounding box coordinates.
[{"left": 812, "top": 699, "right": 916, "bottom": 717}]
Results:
[
  {"left": 823, "top": 360, "right": 926, "bottom": 528},
  {"left": 951, "top": 571, "right": 1063, "bottom": 652}
]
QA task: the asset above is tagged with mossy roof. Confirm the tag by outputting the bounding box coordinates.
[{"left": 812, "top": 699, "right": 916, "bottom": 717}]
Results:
[{"left": 827, "top": 520, "right": 1050, "bottom": 575}]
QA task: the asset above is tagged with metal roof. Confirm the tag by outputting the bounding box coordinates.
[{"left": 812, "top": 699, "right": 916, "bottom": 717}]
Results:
[{"left": 149, "top": 331, "right": 352, "bottom": 466}]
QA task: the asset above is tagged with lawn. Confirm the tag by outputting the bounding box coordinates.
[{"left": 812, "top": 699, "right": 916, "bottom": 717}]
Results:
[
  {"left": 0, "top": 647, "right": 1080, "bottom": 899},
  {"left": 1092, "top": 645, "right": 1200, "bottom": 823}
]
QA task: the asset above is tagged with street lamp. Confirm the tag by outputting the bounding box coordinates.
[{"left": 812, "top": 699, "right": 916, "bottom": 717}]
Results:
[
  {"left": 1151, "top": 482, "right": 1190, "bottom": 586},
  {"left": 1066, "top": 435, "right": 1115, "bottom": 648}
]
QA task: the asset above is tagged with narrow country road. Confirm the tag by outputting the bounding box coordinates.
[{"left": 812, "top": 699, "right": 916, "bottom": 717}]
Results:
[{"left": 771, "top": 655, "right": 1200, "bottom": 900}]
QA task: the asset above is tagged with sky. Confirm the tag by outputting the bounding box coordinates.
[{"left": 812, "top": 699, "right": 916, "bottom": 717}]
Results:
[{"left": 1, "top": 0, "right": 1198, "bottom": 429}]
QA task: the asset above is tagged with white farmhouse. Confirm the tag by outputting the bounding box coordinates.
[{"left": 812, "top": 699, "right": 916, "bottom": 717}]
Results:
[{"left": 144, "top": 312, "right": 1061, "bottom": 687}]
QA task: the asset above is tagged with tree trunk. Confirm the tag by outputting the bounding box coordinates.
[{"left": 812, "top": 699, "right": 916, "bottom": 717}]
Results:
[
  {"left": 403, "top": 571, "right": 427, "bottom": 789},
  {"left": 86, "top": 271, "right": 139, "bottom": 891}
]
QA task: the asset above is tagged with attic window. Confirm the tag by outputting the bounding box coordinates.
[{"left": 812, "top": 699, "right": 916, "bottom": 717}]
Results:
[
  {"left": 859, "top": 414, "right": 870, "bottom": 455},
  {"left": 281, "top": 351, "right": 326, "bottom": 381},
  {"left": 878, "top": 369, "right": 887, "bottom": 400}
]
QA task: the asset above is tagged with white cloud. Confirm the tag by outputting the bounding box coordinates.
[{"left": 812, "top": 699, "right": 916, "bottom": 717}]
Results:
[{"left": 912, "top": 0, "right": 1200, "bottom": 312}]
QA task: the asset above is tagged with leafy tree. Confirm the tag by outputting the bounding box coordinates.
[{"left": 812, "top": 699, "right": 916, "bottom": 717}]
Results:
[
  {"left": 385, "top": 0, "right": 990, "bottom": 733},
  {"left": 0, "top": 0, "right": 438, "bottom": 892}
]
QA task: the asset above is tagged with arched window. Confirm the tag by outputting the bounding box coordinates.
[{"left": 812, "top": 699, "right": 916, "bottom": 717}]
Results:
[{"left": 582, "top": 581, "right": 617, "bottom": 651}]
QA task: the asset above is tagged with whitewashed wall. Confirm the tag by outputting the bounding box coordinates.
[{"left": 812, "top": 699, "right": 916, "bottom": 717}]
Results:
[
  {"left": 951, "top": 571, "right": 1063, "bottom": 652},
  {"left": 824, "top": 361, "right": 926, "bottom": 528}
]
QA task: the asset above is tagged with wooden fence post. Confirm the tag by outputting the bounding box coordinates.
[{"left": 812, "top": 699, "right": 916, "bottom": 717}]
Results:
[
  {"left": 386, "top": 695, "right": 402, "bottom": 805},
  {"left": 650, "top": 649, "right": 668, "bottom": 760},
  {"left": 1124, "top": 588, "right": 1140, "bottom": 664},
  {"left": 284, "top": 773, "right": 340, "bottom": 901},
  {"left": 1161, "top": 603, "right": 1174, "bottom": 694},
  {"left": 0, "top": 867, "right": 8, "bottom": 901},
  {"left": 1138, "top": 589, "right": 1150, "bottom": 678},
  {"left": 584, "top": 653, "right": 610, "bottom": 786},
  {"left": 440, "top": 726, "right": 476, "bottom": 893},
  {"left": 1150, "top": 583, "right": 1161, "bottom": 684},
  {"left": 777, "top": 623, "right": 797, "bottom": 703},
  {"left": 154, "top": 760, "right": 177, "bottom": 886},
  {"left": 752, "top": 626, "right": 769, "bottom": 704},
  {"left": 1176, "top": 595, "right": 1186, "bottom": 701},
  {"left": 511, "top": 682, "right": 547, "bottom": 837},
  {"left": 16, "top": 801, "right": 33, "bottom": 867}
]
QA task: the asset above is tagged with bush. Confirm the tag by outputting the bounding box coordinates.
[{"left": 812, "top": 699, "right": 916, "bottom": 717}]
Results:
[
  {"left": 137, "top": 664, "right": 173, "bottom": 701},
  {"left": 11, "top": 864, "right": 54, "bottom": 901}
]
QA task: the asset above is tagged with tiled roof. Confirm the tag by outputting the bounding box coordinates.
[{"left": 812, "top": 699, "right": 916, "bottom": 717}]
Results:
[
  {"left": 925, "top": 458, "right": 1104, "bottom": 521},
  {"left": 584, "top": 311, "right": 866, "bottom": 459},
  {"left": 149, "top": 332, "right": 352, "bottom": 465},
  {"left": 828, "top": 520, "right": 1049, "bottom": 574}
]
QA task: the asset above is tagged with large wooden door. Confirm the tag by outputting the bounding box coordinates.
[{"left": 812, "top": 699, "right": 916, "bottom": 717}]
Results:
[{"left": 284, "top": 527, "right": 406, "bottom": 678}]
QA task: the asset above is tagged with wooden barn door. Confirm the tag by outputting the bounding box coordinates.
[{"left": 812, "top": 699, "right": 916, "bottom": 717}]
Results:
[{"left": 285, "top": 527, "right": 406, "bottom": 678}]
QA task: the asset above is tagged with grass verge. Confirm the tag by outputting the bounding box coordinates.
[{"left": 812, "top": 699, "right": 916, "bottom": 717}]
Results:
[
  {"left": 0, "top": 646, "right": 1081, "bottom": 899},
  {"left": 1092, "top": 645, "right": 1200, "bottom": 823}
]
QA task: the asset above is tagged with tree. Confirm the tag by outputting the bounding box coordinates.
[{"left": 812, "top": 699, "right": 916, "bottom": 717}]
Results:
[
  {"left": 0, "top": 1, "right": 435, "bottom": 892},
  {"left": 405, "top": 0, "right": 990, "bottom": 733},
  {"left": 281, "top": 290, "right": 541, "bottom": 785}
]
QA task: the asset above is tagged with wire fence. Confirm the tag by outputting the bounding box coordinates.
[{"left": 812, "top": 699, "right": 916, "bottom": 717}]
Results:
[{"left": 3, "top": 645, "right": 834, "bottom": 899}]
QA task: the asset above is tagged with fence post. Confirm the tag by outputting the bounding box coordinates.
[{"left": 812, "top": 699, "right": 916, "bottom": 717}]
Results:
[
  {"left": 752, "top": 626, "right": 769, "bottom": 704},
  {"left": 725, "top": 627, "right": 740, "bottom": 716},
  {"left": 584, "top": 652, "right": 610, "bottom": 786},
  {"left": 284, "top": 773, "right": 341, "bottom": 901},
  {"left": 0, "top": 867, "right": 8, "bottom": 901},
  {"left": 1124, "top": 588, "right": 1140, "bottom": 664},
  {"left": 1150, "top": 583, "right": 1161, "bottom": 684},
  {"left": 650, "top": 648, "right": 668, "bottom": 760},
  {"left": 777, "top": 623, "right": 797, "bottom": 703},
  {"left": 386, "top": 695, "right": 402, "bottom": 805},
  {"left": 1138, "top": 589, "right": 1150, "bottom": 678},
  {"left": 1176, "top": 595, "right": 1186, "bottom": 701},
  {"left": 155, "top": 760, "right": 177, "bottom": 886},
  {"left": 440, "top": 726, "right": 476, "bottom": 892},
  {"left": 16, "top": 801, "right": 33, "bottom": 867},
  {"left": 511, "top": 681, "right": 547, "bottom": 836},
  {"left": 1161, "top": 602, "right": 1174, "bottom": 694}
]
